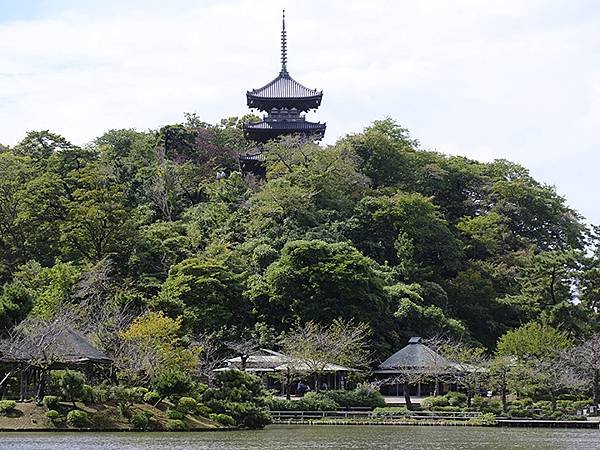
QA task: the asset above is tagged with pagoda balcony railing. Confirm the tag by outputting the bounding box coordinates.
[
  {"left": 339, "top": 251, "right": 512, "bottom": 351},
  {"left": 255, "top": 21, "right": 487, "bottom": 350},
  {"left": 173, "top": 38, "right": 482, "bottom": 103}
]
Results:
[{"left": 263, "top": 114, "right": 306, "bottom": 121}]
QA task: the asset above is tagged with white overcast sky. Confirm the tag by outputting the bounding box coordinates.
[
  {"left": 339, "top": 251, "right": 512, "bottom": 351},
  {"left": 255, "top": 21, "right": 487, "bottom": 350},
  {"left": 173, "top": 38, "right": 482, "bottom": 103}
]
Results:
[{"left": 1, "top": 0, "right": 599, "bottom": 224}]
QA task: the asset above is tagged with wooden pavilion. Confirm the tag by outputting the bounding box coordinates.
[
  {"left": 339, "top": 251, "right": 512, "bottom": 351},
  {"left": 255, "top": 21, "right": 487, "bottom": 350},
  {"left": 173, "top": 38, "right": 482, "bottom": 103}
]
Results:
[
  {"left": 374, "top": 337, "right": 455, "bottom": 398},
  {"left": 215, "top": 348, "right": 353, "bottom": 395},
  {"left": 0, "top": 328, "right": 111, "bottom": 402}
]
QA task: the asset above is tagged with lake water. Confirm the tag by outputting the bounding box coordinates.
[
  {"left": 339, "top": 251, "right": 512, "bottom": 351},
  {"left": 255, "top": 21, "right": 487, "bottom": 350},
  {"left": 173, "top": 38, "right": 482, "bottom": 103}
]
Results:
[{"left": 0, "top": 425, "right": 599, "bottom": 449}]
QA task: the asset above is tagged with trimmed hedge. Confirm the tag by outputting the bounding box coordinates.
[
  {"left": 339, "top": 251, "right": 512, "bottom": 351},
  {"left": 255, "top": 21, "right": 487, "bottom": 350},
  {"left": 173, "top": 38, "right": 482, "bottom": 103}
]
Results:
[
  {"left": 166, "top": 419, "right": 187, "bottom": 431},
  {"left": 0, "top": 400, "right": 17, "bottom": 415},
  {"left": 269, "top": 387, "right": 386, "bottom": 411},
  {"left": 177, "top": 397, "right": 198, "bottom": 414},
  {"left": 211, "top": 413, "right": 235, "bottom": 426},
  {"left": 45, "top": 410, "right": 60, "bottom": 421},
  {"left": 66, "top": 410, "right": 89, "bottom": 427},
  {"left": 43, "top": 395, "right": 59, "bottom": 410},
  {"left": 130, "top": 412, "right": 150, "bottom": 430},
  {"left": 143, "top": 391, "right": 161, "bottom": 405}
]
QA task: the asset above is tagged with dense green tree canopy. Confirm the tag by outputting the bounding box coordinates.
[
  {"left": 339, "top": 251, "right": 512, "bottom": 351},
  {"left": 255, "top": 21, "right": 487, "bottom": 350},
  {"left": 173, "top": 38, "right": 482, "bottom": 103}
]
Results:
[{"left": 0, "top": 117, "right": 595, "bottom": 364}]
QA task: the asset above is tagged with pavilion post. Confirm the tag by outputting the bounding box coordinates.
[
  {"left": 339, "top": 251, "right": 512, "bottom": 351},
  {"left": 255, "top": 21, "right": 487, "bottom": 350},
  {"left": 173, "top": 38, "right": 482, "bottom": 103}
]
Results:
[
  {"left": 403, "top": 383, "right": 413, "bottom": 410},
  {"left": 35, "top": 369, "right": 47, "bottom": 404},
  {"left": 285, "top": 367, "right": 291, "bottom": 400},
  {"left": 19, "top": 366, "right": 28, "bottom": 402}
]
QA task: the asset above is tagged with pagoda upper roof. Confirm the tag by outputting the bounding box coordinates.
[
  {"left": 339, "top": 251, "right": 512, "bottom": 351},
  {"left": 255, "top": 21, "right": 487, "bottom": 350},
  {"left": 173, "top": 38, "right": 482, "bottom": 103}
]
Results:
[
  {"left": 248, "top": 71, "right": 321, "bottom": 99},
  {"left": 247, "top": 71, "right": 322, "bottom": 112}
]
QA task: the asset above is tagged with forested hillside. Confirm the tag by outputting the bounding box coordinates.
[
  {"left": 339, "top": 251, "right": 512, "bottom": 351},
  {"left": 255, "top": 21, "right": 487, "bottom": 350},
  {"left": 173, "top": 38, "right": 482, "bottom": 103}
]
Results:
[{"left": 1, "top": 116, "right": 598, "bottom": 359}]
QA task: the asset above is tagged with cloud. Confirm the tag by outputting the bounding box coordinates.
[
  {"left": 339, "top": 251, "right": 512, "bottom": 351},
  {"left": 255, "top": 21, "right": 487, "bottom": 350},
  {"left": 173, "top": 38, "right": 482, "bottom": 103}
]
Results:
[{"left": 0, "top": 0, "right": 599, "bottom": 223}]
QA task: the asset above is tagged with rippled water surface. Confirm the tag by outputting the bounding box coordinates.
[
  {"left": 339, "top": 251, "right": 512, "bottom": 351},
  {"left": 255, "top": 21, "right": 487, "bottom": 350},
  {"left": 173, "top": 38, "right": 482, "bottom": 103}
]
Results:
[{"left": 1, "top": 425, "right": 599, "bottom": 450}]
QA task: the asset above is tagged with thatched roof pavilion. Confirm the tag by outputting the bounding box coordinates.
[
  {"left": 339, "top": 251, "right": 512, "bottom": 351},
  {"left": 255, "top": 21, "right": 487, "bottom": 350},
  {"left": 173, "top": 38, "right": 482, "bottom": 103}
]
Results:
[{"left": 375, "top": 337, "right": 450, "bottom": 375}]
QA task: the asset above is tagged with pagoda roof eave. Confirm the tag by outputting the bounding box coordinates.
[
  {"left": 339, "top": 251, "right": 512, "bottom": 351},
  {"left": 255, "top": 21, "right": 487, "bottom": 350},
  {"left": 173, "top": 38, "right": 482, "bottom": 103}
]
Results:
[
  {"left": 246, "top": 91, "right": 323, "bottom": 101},
  {"left": 246, "top": 94, "right": 322, "bottom": 112},
  {"left": 248, "top": 71, "right": 322, "bottom": 100}
]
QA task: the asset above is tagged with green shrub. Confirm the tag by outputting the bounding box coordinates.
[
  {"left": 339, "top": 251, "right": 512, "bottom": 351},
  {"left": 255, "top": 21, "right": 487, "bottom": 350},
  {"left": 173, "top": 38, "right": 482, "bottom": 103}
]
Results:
[
  {"left": 268, "top": 397, "right": 300, "bottom": 411},
  {"left": 509, "top": 407, "right": 533, "bottom": 418},
  {"left": 195, "top": 383, "right": 208, "bottom": 396},
  {"left": 572, "top": 400, "right": 593, "bottom": 411},
  {"left": 66, "top": 409, "right": 89, "bottom": 427},
  {"left": 430, "top": 405, "right": 462, "bottom": 412},
  {"left": 201, "top": 371, "right": 271, "bottom": 429},
  {"left": 91, "top": 384, "right": 110, "bottom": 403},
  {"left": 468, "top": 412, "right": 497, "bottom": 426},
  {"left": 227, "top": 402, "right": 271, "bottom": 429},
  {"left": 132, "top": 387, "right": 149, "bottom": 403},
  {"left": 50, "top": 370, "right": 66, "bottom": 385},
  {"left": 110, "top": 385, "right": 135, "bottom": 405},
  {"left": 509, "top": 398, "right": 533, "bottom": 408},
  {"left": 211, "top": 413, "right": 235, "bottom": 426},
  {"left": 471, "top": 396, "right": 502, "bottom": 414},
  {"left": 129, "top": 412, "right": 150, "bottom": 430},
  {"left": 143, "top": 391, "right": 161, "bottom": 405},
  {"left": 45, "top": 410, "right": 60, "bottom": 421},
  {"left": 59, "top": 371, "right": 86, "bottom": 404},
  {"left": 421, "top": 396, "right": 449, "bottom": 409},
  {"left": 298, "top": 392, "right": 338, "bottom": 411},
  {"left": 196, "top": 403, "right": 212, "bottom": 417},
  {"left": 0, "top": 400, "right": 17, "bottom": 415},
  {"left": 531, "top": 400, "right": 552, "bottom": 411},
  {"left": 373, "top": 406, "right": 408, "bottom": 417},
  {"left": 43, "top": 395, "right": 59, "bottom": 410},
  {"left": 166, "top": 419, "right": 187, "bottom": 431},
  {"left": 322, "top": 385, "right": 385, "bottom": 408},
  {"left": 446, "top": 391, "right": 467, "bottom": 407},
  {"left": 153, "top": 369, "right": 193, "bottom": 400},
  {"left": 167, "top": 409, "right": 185, "bottom": 420},
  {"left": 82, "top": 384, "right": 94, "bottom": 404},
  {"left": 557, "top": 393, "right": 580, "bottom": 401},
  {"left": 117, "top": 402, "right": 132, "bottom": 419},
  {"left": 177, "top": 396, "right": 198, "bottom": 414}
]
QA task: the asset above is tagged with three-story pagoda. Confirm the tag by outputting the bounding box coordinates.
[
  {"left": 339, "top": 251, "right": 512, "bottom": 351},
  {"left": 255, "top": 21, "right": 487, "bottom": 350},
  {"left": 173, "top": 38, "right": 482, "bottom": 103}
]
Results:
[{"left": 241, "top": 11, "right": 326, "bottom": 175}]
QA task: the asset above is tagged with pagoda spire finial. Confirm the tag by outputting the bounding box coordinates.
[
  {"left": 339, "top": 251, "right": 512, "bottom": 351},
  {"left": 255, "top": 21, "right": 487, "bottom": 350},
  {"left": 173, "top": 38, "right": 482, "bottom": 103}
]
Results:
[{"left": 280, "top": 9, "right": 288, "bottom": 75}]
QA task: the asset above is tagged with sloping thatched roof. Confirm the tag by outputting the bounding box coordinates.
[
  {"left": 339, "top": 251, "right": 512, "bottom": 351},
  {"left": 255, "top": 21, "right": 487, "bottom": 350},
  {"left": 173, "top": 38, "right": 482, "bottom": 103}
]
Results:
[
  {"left": 376, "top": 337, "right": 449, "bottom": 372},
  {"left": 0, "top": 328, "right": 111, "bottom": 366},
  {"left": 223, "top": 349, "right": 287, "bottom": 371},
  {"left": 52, "top": 329, "right": 111, "bottom": 364},
  {"left": 216, "top": 348, "right": 354, "bottom": 373}
]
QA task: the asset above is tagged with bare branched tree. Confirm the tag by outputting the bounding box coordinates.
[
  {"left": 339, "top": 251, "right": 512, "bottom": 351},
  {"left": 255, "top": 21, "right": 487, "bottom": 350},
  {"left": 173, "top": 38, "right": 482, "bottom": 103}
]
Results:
[
  {"left": 279, "top": 319, "right": 370, "bottom": 393},
  {"left": 438, "top": 341, "right": 489, "bottom": 407},
  {"left": 531, "top": 356, "right": 587, "bottom": 412},
  {"left": 69, "top": 259, "right": 137, "bottom": 371},
  {"left": 562, "top": 334, "right": 600, "bottom": 405},
  {"left": 224, "top": 338, "right": 261, "bottom": 372},
  {"left": 488, "top": 355, "right": 517, "bottom": 413},
  {"left": 193, "top": 332, "right": 225, "bottom": 386},
  {"left": 423, "top": 335, "right": 455, "bottom": 396}
]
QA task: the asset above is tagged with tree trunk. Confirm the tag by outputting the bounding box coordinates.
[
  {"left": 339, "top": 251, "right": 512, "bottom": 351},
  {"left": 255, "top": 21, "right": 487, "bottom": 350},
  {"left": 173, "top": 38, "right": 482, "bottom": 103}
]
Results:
[
  {"left": 550, "top": 391, "right": 557, "bottom": 413},
  {"left": 241, "top": 355, "right": 249, "bottom": 371},
  {"left": 0, "top": 369, "right": 15, "bottom": 399},
  {"left": 314, "top": 373, "right": 320, "bottom": 393},
  {"left": 285, "top": 368, "right": 291, "bottom": 401},
  {"left": 501, "top": 387, "right": 508, "bottom": 413},
  {"left": 467, "top": 389, "right": 473, "bottom": 407},
  {"left": 404, "top": 384, "right": 413, "bottom": 410},
  {"left": 19, "top": 368, "right": 28, "bottom": 402},
  {"left": 35, "top": 370, "right": 47, "bottom": 405},
  {"left": 593, "top": 369, "right": 599, "bottom": 406},
  {"left": 434, "top": 378, "right": 439, "bottom": 397}
]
